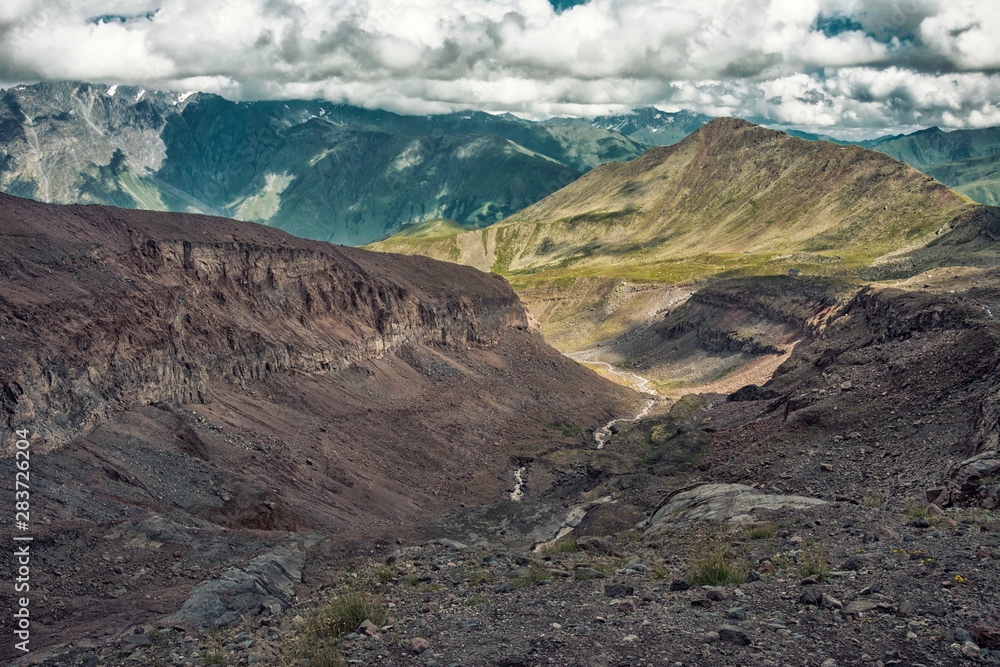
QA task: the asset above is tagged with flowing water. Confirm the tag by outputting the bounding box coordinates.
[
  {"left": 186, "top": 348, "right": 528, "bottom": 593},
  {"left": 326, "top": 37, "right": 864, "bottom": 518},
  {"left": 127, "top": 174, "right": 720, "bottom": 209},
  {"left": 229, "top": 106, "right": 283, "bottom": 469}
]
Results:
[
  {"left": 509, "top": 353, "right": 659, "bottom": 502},
  {"left": 565, "top": 352, "right": 659, "bottom": 449}
]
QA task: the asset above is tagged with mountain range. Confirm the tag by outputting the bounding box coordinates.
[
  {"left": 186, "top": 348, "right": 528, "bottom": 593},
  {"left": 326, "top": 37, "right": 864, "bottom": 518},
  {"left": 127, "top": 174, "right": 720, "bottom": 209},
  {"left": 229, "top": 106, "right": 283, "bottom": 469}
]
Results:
[
  {"left": 370, "top": 117, "right": 1000, "bottom": 355},
  {"left": 7, "top": 85, "right": 1000, "bottom": 665},
  {"left": 0, "top": 82, "right": 654, "bottom": 244},
  {"left": 3, "top": 81, "right": 1000, "bottom": 246}
]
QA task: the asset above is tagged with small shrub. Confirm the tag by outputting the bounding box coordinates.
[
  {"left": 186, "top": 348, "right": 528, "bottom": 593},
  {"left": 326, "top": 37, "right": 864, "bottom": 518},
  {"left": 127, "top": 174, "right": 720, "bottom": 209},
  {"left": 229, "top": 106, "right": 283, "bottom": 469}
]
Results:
[
  {"left": 687, "top": 538, "right": 746, "bottom": 586},
  {"left": 799, "top": 544, "right": 830, "bottom": 580},
  {"left": 863, "top": 494, "right": 886, "bottom": 508},
  {"left": 201, "top": 652, "right": 225, "bottom": 666},
  {"left": 747, "top": 522, "right": 777, "bottom": 540},
  {"left": 905, "top": 505, "right": 940, "bottom": 526},
  {"left": 543, "top": 537, "right": 580, "bottom": 554}
]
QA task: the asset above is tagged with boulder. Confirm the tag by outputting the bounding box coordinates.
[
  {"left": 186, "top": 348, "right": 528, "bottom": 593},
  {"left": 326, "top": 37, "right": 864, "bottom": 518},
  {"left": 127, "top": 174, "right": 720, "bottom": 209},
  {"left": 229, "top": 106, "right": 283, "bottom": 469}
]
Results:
[
  {"left": 161, "top": 545, "right": 304, "bottom": 629},
  {"left": 639, "top": 484, "right": 826, "bottom": 537}
]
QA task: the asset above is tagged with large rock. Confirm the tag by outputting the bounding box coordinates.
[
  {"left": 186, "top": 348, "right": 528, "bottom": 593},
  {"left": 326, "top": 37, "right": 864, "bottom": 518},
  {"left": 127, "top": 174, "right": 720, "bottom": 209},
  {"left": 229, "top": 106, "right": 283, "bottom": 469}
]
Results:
[
  {"left": 639, "top": 483, "right": 825, "bottom": 537},
  {"left": 936, "top": 450, "right": 1000, "bottom": 507},
  {"left": 161, "top": 545, "right": 305, "bottom": 629}
]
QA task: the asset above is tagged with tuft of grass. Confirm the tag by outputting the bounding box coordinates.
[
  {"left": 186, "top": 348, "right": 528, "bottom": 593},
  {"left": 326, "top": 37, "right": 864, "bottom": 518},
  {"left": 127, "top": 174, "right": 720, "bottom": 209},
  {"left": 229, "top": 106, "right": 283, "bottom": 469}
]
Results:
[
  {"left": 200, "top": 651, "right": 225, "bottom": 666},
  {"left": 465, "top": 595, "right": 489, "bottom": 606},
  {"left": 747, "top": 522, "right": 777, "bottom": 540},
  {"left": 905, "top": 505, "right": 941, "bottom": 526},
  {"left": 799, "top": 544, "right": 830, "bottom": 580},
  {"left": 467, "top": 569, "right": 494, "bottom": 584},
  {"left": 651, "top": 566, "right": 668, "bottom": 580},
  {"left": 542, "top": 537, "right": 580, "bottom": 554},
  {"left": 371, "top": 566, "right": 396, "bottom": 584},
  {"left": 285, "top": 589, "right": 387, "bottom": 666},
  {"left": 512, "top": 567, "right": 552, "bottom": 588},
  {"left": 304, "top": 590, "right": 387, "bottom": 642},
  {"left": 687, "top": 537, "right": 747, "bottom": 586},
  {"left": 957, "top": 507, "right": 995, "bottom": 530},
  {"left": 863, "top": 493, "right": 886, "bottom": 508}
]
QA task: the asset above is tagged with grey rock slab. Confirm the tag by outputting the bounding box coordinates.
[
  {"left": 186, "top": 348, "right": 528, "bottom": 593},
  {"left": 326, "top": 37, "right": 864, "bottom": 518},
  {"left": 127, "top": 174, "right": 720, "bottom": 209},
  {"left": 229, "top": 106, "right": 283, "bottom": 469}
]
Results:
[
  {"left": 640, "top": 483, "right": 826, "bottom": 537},
  {"left": 161, "top": 544, "right": 305, "bottom": 629},
  {"left": 842, "top": 601, "right": 879, "bottom": 617},
  {"left": 718, "top": 624, "right": 751, "bottom": 645}
]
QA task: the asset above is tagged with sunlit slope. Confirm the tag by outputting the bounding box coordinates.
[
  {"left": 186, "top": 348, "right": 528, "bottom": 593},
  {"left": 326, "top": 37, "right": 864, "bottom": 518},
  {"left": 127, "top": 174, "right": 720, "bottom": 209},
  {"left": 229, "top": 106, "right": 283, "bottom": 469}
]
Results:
[{"left": 372, "top": 118, "right": 977, "bottom": 279}]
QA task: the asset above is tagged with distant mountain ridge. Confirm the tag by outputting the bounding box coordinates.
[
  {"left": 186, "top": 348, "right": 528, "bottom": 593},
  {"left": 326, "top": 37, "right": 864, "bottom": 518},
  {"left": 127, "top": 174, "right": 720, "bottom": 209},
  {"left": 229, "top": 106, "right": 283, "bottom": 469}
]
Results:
[
  {"left": 782, "top": 124, "right": 1000, "bottom": 207},
  {"left": 545, "top": 107, "right": 713, "bottom": 146},
  {"left": 374, "top": 118, "right": 982, "bottom": 275},
  {"left": 369, "top": 118, "right": 1000, "bottom": 349},
  {"left": 0, "top": 81, "right": 652, "bottom": 244}
]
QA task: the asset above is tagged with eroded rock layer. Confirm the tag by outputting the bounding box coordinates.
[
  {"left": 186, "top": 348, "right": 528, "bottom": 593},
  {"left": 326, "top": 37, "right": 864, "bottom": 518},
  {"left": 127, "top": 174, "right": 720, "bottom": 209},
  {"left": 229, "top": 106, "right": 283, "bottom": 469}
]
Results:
[{"left": 0, "top": 193, "right": 634, "bottom": 657}]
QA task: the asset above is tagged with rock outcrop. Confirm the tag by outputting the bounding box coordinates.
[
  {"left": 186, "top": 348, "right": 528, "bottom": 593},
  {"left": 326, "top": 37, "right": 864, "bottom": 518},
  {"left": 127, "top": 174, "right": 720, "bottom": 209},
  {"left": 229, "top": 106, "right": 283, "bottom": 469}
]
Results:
[{"left": 639, "top": 483, "right": 826, "bottom": 537}]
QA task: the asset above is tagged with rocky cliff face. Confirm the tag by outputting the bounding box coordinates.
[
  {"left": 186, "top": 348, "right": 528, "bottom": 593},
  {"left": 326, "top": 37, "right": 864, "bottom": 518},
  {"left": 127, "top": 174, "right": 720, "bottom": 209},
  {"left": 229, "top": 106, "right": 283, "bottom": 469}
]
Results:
[
  {"left": 0, "top": 193, "right": 538, "bottom": 451},
  {"left": 0, "top": 193, "right": 635, "bottom": 655}
]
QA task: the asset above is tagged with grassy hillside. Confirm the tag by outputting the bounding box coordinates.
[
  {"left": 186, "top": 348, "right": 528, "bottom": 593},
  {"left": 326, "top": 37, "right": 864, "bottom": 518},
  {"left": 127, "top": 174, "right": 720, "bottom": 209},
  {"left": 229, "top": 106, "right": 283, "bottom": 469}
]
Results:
[
  {"left": 923, "top": 154, "right": 1000, "bottom": 207},
  {"left": 374, "top": 118, "right": 977, "bottom": 274},
  {"left": 370, "top": 118, "right": 999, "bottom": 349}
]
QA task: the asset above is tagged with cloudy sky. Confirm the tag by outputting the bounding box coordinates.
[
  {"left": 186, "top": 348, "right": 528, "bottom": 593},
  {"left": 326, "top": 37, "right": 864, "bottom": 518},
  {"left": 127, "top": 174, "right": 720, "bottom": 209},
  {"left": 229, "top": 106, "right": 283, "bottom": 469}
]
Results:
[{"left": 1, "top": 0, "right": 998, "bottom": 137}]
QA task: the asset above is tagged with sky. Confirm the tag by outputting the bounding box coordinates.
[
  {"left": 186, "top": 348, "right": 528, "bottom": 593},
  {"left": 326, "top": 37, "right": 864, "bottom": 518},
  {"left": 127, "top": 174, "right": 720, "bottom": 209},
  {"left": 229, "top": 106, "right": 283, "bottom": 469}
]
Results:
[{"left": 1, "top": 0, "right": 999, "bottom": 138}]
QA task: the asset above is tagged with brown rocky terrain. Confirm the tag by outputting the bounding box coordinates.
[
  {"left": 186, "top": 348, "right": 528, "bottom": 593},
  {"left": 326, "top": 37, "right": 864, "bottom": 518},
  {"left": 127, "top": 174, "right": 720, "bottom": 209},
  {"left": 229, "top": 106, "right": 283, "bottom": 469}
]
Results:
[
  {"left": 18, "top": 265, "right": 1000, "bottom": 667},
  {"left": 0, "top": 193, "right": 636, "bottom": 663},
  {"left": 7, "top": 191, "right": 1000, "bottom": 667}
]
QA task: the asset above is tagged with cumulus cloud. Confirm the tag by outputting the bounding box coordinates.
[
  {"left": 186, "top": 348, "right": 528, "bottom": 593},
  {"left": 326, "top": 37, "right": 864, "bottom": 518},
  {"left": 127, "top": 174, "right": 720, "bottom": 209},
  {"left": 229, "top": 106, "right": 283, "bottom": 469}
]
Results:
[{"left": 0, "top": 0, "right": 997, "bottom": 135}]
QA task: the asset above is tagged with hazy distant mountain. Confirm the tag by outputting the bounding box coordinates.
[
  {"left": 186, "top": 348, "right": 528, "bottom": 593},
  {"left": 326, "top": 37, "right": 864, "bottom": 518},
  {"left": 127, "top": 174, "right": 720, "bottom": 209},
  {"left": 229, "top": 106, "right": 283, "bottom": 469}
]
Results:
[
  {"left": 922, "top": 154, "right": 1000, "bottom": 207},
  {"left": 837, "top": 126, "right": 1000, "bottom": 207},
  {"left": 544, "top": 107, "right": 713, "bottom": 146},
  {"left": 860, "top": 126, "right": 1000, "bottom": 167},
  {"left": 0, "top": 82, "right": 649, "bottom": 244}
]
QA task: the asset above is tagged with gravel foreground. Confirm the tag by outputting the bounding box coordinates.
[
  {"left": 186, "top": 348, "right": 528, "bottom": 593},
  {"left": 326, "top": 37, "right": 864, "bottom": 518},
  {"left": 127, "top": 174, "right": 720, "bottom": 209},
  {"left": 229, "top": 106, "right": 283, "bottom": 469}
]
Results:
[{"left": 25, "top": 498, "right": 1000, "bottom": 667}]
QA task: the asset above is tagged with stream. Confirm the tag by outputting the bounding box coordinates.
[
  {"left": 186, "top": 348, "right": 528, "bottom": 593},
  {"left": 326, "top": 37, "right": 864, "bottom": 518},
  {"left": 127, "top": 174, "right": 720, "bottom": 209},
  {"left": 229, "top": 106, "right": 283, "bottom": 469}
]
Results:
[
  {"left": 565, "top": 352, "right": 659, "bottom": 449},
  {"left": 509, "top": 353, "right": 660, "bottom": 502},
  {"left": 509, "top": 466, "right": 526, "bottom": 501}
]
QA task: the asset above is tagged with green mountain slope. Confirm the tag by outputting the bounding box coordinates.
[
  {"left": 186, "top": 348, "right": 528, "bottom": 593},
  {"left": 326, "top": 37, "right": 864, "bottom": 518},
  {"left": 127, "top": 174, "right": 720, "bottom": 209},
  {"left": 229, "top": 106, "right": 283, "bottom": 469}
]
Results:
[
  {"left": 0, "top": 82, "right": 652, "bottom": 244},
  {"left": 803, "top": 126, "right": 1000, "bottom": 207},
  {"left": 370, "top": 118, "right": 997, "bottom": 348},
  {"left": 374, "top": 118, "right": 977, "bottom": 274},
  {"left": 155, "top": 96, "right": 584, "bottom": 244},
  {"left": 863, "top": 126, "right": 1000, "bottom": 168},
  {"left": 922, "top": 154, "right": 1000, "bottom": 207},
  {"left": 372, "top": 218, "right": 468, "bottom": 241}
]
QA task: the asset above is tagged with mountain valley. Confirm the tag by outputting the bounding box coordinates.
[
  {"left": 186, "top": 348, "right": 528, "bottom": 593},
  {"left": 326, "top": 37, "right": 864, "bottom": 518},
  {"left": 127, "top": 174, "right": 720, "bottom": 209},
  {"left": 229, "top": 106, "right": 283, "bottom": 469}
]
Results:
[{"left": 5, "top": 102, "right": 1000, "bottom": 667}]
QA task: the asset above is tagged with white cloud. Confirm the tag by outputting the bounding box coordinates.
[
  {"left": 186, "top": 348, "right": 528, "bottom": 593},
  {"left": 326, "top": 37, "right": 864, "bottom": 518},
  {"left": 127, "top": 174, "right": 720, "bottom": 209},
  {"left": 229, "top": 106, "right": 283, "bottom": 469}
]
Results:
[{"left": 0, "top": 0, "right": 997, "bottom": 134}]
